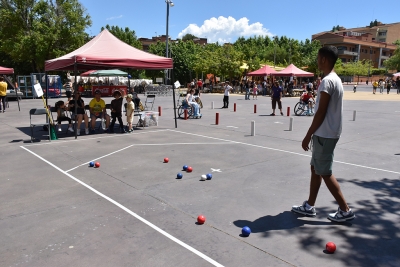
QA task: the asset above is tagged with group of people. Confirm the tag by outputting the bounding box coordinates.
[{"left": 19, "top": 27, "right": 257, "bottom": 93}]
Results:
[
  {"left": 372, "top": 77, "right": 400, "bottom": 94},
  {"left": 54, "top": 89, "right": 136, "bottom": 135}
]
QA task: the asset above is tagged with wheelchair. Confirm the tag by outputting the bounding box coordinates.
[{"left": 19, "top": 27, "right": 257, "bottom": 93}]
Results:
[
  {"left": 294, "top": 100, "right": 314, "bottom": 116},
  {"left": 177, "top": 100, "right": 202, "bottom": 119}
]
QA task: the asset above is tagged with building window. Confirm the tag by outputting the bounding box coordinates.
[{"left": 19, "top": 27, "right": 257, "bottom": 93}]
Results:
[
  {"left": 361, "top": 49, "right": 364, "bottom": 52},
  {"left": 378, "top": 32, "right": 387, "bottom": 36},
  {"left": 337, "top": 46, "right": 347, "bottom": 51},
  {"left": 341, "top": 58, "right": 346, "bottom": 63},
  {"left": 382, "top": 52, "right": 386, "bottom": 56}
]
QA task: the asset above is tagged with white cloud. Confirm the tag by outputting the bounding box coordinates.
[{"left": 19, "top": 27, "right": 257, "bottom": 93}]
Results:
[
  {"left": 178, "top": 16, "right": 274, "bottom": 43},
  {"left": 106, "top": 15, "right": 123, "bottom": 21}
]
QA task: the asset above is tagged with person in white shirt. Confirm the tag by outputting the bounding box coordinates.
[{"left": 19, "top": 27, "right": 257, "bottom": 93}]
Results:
[
  {"left": 222, "top": 81, "right": 232, "bottom": 108},
  {"left": 291, "top": 46, "right": 355, "bottom": 223},
  {"left": 185, "top": 89, "right": 202, "bottom": 118}
]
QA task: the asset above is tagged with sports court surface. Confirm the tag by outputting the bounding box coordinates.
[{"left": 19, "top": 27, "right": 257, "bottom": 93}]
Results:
[{"left": 1, "top": 84, "right": 399, "bottom": 267}]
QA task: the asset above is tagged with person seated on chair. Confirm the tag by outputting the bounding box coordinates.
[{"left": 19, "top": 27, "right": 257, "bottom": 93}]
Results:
[
  {"left": 55, "top": 100, "right": 74, "bottom": 133},
  {"left": 89, "top": 90, "right": 110, "bottom": 133},
  {"left": 300, "top": 89, "right": 315, "bottom": 114},
  {"left": 68, "top": 91, "right": 89, "bottom": 135},
  {"left": 185, "top": 88, "right": 201, "bottom": 118}
]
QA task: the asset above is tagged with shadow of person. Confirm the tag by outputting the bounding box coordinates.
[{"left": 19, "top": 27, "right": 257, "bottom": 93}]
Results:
[{"left": 233, "top": 211, "right": 332, "bottom": 234}]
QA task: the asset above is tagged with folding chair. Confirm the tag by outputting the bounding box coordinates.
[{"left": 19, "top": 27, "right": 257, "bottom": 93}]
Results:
[
  {"left": 29, "top": 108, "right": 50, "bottom": 142},
  {"left": 50, "top": 106, "right": 73, "bottom": 134},
  {"left": 144, "top": 94, "right": 156, "bottom": 110},
  {"left": 124, "top": 103, "right": 144, "bottom": 129}
]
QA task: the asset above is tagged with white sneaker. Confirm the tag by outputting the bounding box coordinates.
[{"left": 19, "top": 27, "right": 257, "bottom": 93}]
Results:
[
  {"left": 77, "top": 130, "right": 81, "bottom": 135},
  {"left": 58, "top": 128, "right": 62, "bottom": 132},
  {"left": 68, "top": 127, "right": 74, "bottom": 132},
  {"left": 85, "top": 128, "right": 89, "bottom": 135}
]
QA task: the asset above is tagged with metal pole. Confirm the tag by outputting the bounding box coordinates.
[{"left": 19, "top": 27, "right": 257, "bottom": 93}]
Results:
[
  {"left": 368, "top": 46, "right": 371, "bottom": 83},
  {"left": 74, "top": 60, "right": 78, "bottom": 139},
  {"left": 165, "top": 2, "right": 170, "bottom": 85},
  {"left": 171, "top": 69, "right": 178, "bottom": 128}
]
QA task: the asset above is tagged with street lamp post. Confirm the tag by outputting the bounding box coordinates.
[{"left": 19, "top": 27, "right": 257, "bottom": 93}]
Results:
[
  {"left": 165, "top": 0, "right": 174, "bottom": 85},
  {"left": 368, "top": 46, "right": 372, "bottom": 84}
]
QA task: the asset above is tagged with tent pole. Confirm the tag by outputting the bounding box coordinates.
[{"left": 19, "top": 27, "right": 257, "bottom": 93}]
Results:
[
  {"left": 171, "top": 69, "right": 177, "bottom": 128},
  {"left": 74, "top": 59, "right": 78, "bottom": 139}
]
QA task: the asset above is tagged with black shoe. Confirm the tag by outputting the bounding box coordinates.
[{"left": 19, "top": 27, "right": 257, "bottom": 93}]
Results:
[
  {"left": 120, "top": 128, "right": 127, "bottom": 133},
  {"left": 270, "top": 113, "right": 275, "bottom": 116}
]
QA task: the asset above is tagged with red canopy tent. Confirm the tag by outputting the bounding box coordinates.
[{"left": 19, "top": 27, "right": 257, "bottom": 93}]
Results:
[
  {"left": 0, "top": 66, "right": 14, "bottom": 74},
  {"left": 271, "top": 64, "right": 314, "bottom": 77},
  {"left": 45, "top": 29, "right": 173, "bottom": 71},
  {"left": 247, "top": 65, "right": 278, "bottom": 76}
]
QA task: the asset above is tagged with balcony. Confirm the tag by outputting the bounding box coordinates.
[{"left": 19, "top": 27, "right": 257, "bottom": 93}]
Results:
[
  {"left": 381, "top": 55, "right": 390, "bottom": 60},
  {"left": 338, "top": 50, "right": 358, "bottom": 56}
]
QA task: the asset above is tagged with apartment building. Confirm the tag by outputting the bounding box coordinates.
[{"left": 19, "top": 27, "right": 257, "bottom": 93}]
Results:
[{"left": 312, "top": 21, "right": 400, "bottom": 68}]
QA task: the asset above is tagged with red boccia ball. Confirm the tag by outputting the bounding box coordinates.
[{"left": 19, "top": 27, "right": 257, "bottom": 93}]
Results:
[
  {"left": 164, "top": 157, "right": 169, "bottom": 163},
  {"left": 186, "top": 166, "right": 193, "bottom": 172},
  {"left": 94, "top": 162, "right": 100, "bottom": 168},
  {"left": 326, "top": 242, "right": 336, "bottom": 253},
  {"left": 197, "top": 215, "right": 206, "bottom": 224}
]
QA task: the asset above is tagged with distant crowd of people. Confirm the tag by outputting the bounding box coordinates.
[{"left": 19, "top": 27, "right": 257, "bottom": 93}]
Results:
[{"left": 371, "top": 77, "right": 400, "bottom": 94}]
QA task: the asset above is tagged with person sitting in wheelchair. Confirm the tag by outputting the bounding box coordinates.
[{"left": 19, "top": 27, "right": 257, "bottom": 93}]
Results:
[
  {"left": 185, "top": 88, "right": 202, "bottom": 118},
  {"left": 300, "top": 89, "right": 315, "bottom": 115}
]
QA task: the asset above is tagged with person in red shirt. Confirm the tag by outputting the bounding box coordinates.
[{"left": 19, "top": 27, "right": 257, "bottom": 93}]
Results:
[
  {"left": 300, "top": 89, "right": 315, "bottom": 115},
  {"left": 196, "top": 79, "right": 203, "bottom": 90}
]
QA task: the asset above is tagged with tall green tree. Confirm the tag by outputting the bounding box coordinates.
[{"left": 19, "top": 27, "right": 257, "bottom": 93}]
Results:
[
  {"left": 384, "top": 40, "right": 400, "bottom": 71},
  {"left": 0, "top": 0, "right": 92, "bottom": 74}
]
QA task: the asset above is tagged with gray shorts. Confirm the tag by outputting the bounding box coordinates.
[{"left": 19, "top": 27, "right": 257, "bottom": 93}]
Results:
[{"left": 310, "top": 135, "right": 338, "bottom": 176}]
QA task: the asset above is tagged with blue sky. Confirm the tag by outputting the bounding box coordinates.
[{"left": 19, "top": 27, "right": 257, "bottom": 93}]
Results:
[{"left": 80, "top": 0, "right": 400, "bottom": 43}]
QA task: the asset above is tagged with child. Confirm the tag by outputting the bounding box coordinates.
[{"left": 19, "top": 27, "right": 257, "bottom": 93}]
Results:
[
  {"left": 125, "top": 94, "right": 135, "bottom": 133},
  {"left": 55, "top": 100, "right": 74, "bottom": 132},
  {"left": 109, "top": 90, "right": 125, "bottom": 133},
  {"left": 253, "top": 82, "right": 258, "bottom": 99}
]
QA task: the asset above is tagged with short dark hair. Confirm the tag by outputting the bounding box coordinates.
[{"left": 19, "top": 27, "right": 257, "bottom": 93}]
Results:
[
  {"left": 0, "top": 76, "right": 4, "bottom": 81},
  {"left": 318, "top": 46, "right": 338, "bottom": 69}
]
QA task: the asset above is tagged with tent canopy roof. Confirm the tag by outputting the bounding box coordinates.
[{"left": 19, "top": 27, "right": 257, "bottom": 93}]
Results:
[
  {"left": 247, "top": 65, "right": 278, "bottom": 76},
  {"left": 45, "top": 29, "right": 173, "bottom": 71},
  {"left": 0, "top": 66, "right": 14, "bottom": 74},
  {"left": 271, "top": 64, "right": 314, "bottom": 77}
]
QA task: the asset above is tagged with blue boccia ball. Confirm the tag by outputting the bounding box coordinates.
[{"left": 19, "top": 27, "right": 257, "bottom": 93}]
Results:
[
  {"left": 183, "top": 165, "right": 188, "bottom": 171},
  {"left": 89, "top": 161, "right": 95, "bottom": 167},
  {"left": 242, "top": 226, "right": 251, "bottom": 236},
  {"left": 177, "top": 173, "right": 183, "bottom": 179},
  {"left": 206, "top": 173, "right": 212, "bottom": 180}
]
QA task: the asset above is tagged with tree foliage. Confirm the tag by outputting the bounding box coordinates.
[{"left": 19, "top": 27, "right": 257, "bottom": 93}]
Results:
[
  {"left": 383, "top": 40, "right": 400, "bottom": 71},
  {"left": 0, "top": 0, "right": 92, "bottom": 74}
]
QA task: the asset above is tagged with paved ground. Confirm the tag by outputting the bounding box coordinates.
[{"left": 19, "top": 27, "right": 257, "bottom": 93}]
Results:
[{"left": 1, "top": 84, "right": 400, "bottom": 267}]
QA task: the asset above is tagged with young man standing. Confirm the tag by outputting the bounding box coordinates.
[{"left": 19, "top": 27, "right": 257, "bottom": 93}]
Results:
[
  {"left": 291, "top": 46, "right": 355, "bottom": 222},
  {"left": 222, "top": 81, "right": 232, "bottom": 108},
  {"left": 0, "top": 76, "right": 7, "bottom": 113}
]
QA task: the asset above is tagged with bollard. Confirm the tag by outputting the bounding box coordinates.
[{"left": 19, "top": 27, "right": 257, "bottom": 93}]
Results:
[
  {"left": 158, "top": 106, "right": 162, "bottom": 117},
  {"left": 287, "top": 106, "right": 290, "bottom": 116},
  {"left": 215, "top": 113, "right": 219, "bottom": 125},
  {"left": 251, "top": 120, "right": 255, "bottom": 136},
  {"left": 353, "top": 110, "right": 356, "bottom": 121},
  {"left": 289, "top": 117, "right": 294, "bottom": 131},
  {"left": 234, "top": 103, "right": 236, "bottom": 112},
  {"left": 211, "top": 101, "right": 214, "bottom": 109},
  {"left": 184, "top": 109, "right": 188, "bottom": 120},
  {"left": 254, "top": 104, "right": 257, "bottom": 113}
]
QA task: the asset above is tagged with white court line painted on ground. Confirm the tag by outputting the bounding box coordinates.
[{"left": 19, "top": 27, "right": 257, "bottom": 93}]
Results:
[
  {"left": 20, "top": 146, "right": 224, "bottom": 267},
  {"left": 65, "top": 142, "right": 230, "bottom": 173},
  {"left": 23, "top": 129, "right": 170, "bottom": 147},
  {"left": 226, "top": 126, "right": 238, "bottom": 128},
  {"left": 168, "top": 129, "right": 400, "bottom": 175}
]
